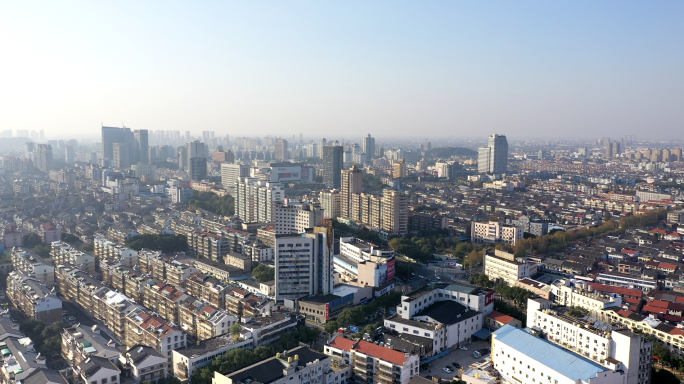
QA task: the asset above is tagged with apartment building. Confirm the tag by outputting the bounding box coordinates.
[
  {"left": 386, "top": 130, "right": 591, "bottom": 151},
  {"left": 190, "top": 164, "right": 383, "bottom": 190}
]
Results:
[
  {"left": 93, "top": 289, "right": 142, "bottom": 341},
  {"left": 552, "top": 281, "right": 622, "bottom": 311},
  {"left": 223, "top": 252, "right": 252, "bottom": 272},
  {"left": 325, "top": 336, "right": 419, "bottom": 384},
  {"left": 143, "top": 283, "right": 190, "bottom": 324},
  {"left": 184, "top": 272, "right": 228, "bottom": 308},
  {"left": 120, "top": 345, "right": 168, "bottom": 384},
  {"left": 189, "top": 230, "right": 232, "bottom": 262},
  {"left": 492, "top": 325, "right": 635, "bottom": 384},
  {"left": 320, "top": 190, "right": 341, "bottom": 219},
  {"left": 234, "top": 177, "right": 284, "bottom": 223},
  {"left": 194, "top": 258, "right": 243, "bottom": 280},
  {"left": 93, "top": 237, "right": 139, "bottom": 267},
  {"left": 11, "top": 247, "right": 55, "bottom": 287},
  {"left": 172, "top": 334, "right": 254, "bottom": 379},
  {"left": 178, "top": 301, "right": 237, "bottom": 341},
  {"left": 274, "top": 201, "right": 324, "bottom": 234},
  {"left": 6, "top": 270, "right": 62, "bottom": 324},
  {"left": 471, "top": 221, "right": 523, "bottom": 245},
  {"left": 51, "top": 241, "right": 97, "bottom": 274},
  {"left": 124, "top": 307, "right": 187, "bottom": 361},
  {"left": 526, "top": 300, "right": 652, "bottom": 384},
  {"left": 75, "top": 356, "right": 121, "bottom": 384},
  {"left": 596, "top": 272, "right": 658, "bottom": 292},
  {"left": 483, "top": 249, "right": 537, "bottom": 285},
  {"left": 62, "top": 324, "right": 121, "bottom": 366},
  {"left": 55, "top": 264, "right": 106, "bottom": 317},
  {"left": 212, "top": 346, "right": 331, "bottom": 384}
]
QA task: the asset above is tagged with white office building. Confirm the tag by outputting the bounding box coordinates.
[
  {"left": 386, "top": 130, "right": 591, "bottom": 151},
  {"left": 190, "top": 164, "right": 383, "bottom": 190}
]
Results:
[
  {"left": 235, "top": 177, "right": 284, "bottom": 223},
  {"left": 274, "top": 201, "right": 324, "bottom": 234}
]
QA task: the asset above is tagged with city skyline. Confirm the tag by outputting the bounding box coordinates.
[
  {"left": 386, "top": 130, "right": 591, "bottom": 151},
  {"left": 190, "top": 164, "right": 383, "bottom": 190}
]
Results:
[{"left": 1, "top": 1, "right": 683, "bottom": 139}]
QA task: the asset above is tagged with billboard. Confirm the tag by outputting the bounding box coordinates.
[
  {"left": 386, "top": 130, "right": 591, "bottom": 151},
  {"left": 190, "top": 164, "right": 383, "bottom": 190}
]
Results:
[
  {"left": 386, "top": 258, "right": 395, "bottom": 281},
  {"left": 485, "top": 290, "right": 496, "bottom": 306},
  {"left": 325, "top": 303, "right": 330, "bottom": 321}
]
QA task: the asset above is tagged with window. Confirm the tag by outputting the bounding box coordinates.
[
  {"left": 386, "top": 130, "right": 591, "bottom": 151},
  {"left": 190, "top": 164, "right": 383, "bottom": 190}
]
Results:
[
  {"left": 101, "top": 379, "right": 107, "bottom": 384},
  {"left": 111, "top": 377, "right": 117, "bottom": 383}
]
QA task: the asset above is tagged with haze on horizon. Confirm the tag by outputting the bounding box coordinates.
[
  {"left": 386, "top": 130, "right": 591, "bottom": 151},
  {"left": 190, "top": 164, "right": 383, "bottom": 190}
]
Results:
[{"left": 1, "top": 1, "right": 682, "bottom": 140}]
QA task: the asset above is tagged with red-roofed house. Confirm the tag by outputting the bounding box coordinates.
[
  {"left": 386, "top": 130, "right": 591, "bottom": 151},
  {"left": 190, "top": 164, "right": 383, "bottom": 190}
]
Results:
[
  {"left": 324, "top": 336, "right": 419, "bottom": 384},
  {"left": 486, "top": 310, "right": 522, "bottom": 331},
  {"left": 658, "top": 263, "right": 678, "bottom": 274},
  {"left": 587, "top": 282, "right": 644, "bottom": 300}
]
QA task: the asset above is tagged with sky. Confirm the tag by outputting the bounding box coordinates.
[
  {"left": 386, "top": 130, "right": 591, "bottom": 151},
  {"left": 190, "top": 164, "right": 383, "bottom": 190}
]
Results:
[{"left": 1, "top": 1, "right": 683, "bottom": 141}]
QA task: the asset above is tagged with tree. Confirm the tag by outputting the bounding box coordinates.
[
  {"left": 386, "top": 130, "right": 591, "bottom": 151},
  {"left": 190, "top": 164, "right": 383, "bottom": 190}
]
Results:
[
  {"left": 325, "top": 320, "right": 340, "bottom": 334},
  {"left": 33, "top": 244, "right": 51, "bottom": 257},
  {"left": 23, "top": 233, "right": 42, "bottom": 248},
  {"left": 230, "top": 323, "right": 242, "bottom": 337},
  {"left": 463, "top": 249, "right": 483, "bottom": 269},
  {"left": 186, "top": 191, "right": 235, "bottom": 217},
  {"left": 568, "top": 306, "right": 589, "bottom": 318},
  {"left": 252, "top": 264, "right": 275, "bottom": 283}
]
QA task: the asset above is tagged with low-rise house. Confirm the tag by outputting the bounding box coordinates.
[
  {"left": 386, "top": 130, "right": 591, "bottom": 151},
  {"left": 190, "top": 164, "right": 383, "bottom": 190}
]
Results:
[
  {"left": 172, "top": 334, "right": 254, "bottom": 379},
  {"left": 120, "top": 345, "right": 168, "bottom": 384}
]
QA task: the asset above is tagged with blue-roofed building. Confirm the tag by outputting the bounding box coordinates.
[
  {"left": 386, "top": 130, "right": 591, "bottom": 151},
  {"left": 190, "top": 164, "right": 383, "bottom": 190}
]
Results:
[{"left": 492, "top": 324, "right": 631, "bottom": 384}]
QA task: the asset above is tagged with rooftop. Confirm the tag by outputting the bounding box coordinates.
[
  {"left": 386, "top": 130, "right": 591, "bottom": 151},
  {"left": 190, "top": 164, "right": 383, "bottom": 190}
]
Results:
[
  {"left": 174, "top": 334, "right": 247, "bottom": 358},
  {"left": 493, "top": 325, "right": 609, "bottom": 382}
]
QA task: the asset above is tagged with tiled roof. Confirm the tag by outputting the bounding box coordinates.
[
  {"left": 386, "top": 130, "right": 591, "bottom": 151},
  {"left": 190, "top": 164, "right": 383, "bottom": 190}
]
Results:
[
  {"left": 487, "top": 310, "right": 516, "bottom": 325},
  {"left": 353, "top": 339, "right": 408, "bottom": 366}
]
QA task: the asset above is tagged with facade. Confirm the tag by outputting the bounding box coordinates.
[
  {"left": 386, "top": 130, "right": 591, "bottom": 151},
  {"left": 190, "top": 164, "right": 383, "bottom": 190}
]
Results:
[
  {"left": 323, "top": 145, "right": 344, "bottom": 189},
  {"left": 51, "top": 241, "right": 97, "bottom": 274},
  {"left": 320, "top": 190, "right": 341, "bottom": 219},
  {"left": 124, "top": 307, "right": 187, "bottom": 360},
  {"left": 62, "top": 324, "right": 121, "bottom": 367},
  {"left": 172, "top": 335, "right": 254, "bottom": 379},
  {"left": 483, "top": 250, "right": 537, "bottom": 285},
  {"left": 221, "top": 163, "right": 250, "bottom": 195},
  {"left": 526, "top": 301, "right": 652, "bottom": 384},
  {"left": 274, "top": 201, "right": 324, "bottom": 234},
  {"left": 36, "top": 144, "right": 53, "bottom": 172},
  {"left": 363, "top": 134, "right": 375, "bottom": 161},
  {"left": 189, "top": 230, "right": 232, "bottom": 262},
  {"left": 471, "top": 221, "right": 523, "bottom": 245},
  {"left": 235, "top": 177, "right": 284, "bottom": 223},
  {"left": 274, "top": 226, "right": 334, "bottom": 301},
  {"left": 7, "top": 270, "right": 62, "bottom": 324},
  {"left": 11, "top": 247, "right": 55, "bottom": 287},
  {"left": 477, "top": 134, "right": 508, "bottom": 174},
  {"left": 492, "top": 324, "right": 632, "bottom": 384},
  {"left": 275, "top": 138, "right": 289, "bottom": 161},
  {"left": 393, "top": 160, "right": 407, "bottom": 178},
  {"left": 325, "top": 336, "right": 419, "bottom": 384},
  {"left": 120, "top": 345, "right": 168, "bottom": 384},
  {"left": 341, "top": 166, "right": 363, "bottom": 220},
  {"left": 299, "top": 294, "right": 354, "bottom": 324}
]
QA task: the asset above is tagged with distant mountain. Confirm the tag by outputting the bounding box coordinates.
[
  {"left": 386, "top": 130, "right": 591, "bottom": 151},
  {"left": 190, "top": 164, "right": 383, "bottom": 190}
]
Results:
[{"left": 426, "top": 147, "right": 477, "bottom": 158}]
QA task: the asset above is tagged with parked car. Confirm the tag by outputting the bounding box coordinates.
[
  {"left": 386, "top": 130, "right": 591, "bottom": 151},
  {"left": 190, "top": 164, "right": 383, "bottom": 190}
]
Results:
[
  {"left": 459, "top": 346, "right": 468, "bottom": 350},
  {"left": 442, "top": 367, "right": 451, "bottom": 373},
  {"left": 452, "top": 363, "right": 460, "bottom": 369},
  {"left": 472, "top": 351, "right": 482, "bottom": 358}
]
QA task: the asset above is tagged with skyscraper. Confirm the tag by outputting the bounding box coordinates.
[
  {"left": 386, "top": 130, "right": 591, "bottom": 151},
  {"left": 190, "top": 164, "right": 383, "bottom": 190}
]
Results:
[
  {"left": 186, "top": 141, "right": 206, "bottom": 180},
  {"left": 341, "top": 165, "right": 363, "bottom": 219},
  {"left": 275, "top": 139, "right": 288, "bottom": 161},
  {"left": 36, "top": 144, "right": 53, "bottom": 172},
  {"left": 101, "top": 126, "right": 148, "bottom": 167},
  {"left": 478, "top": 134, "right": 508, "bottom": 174},
  {"left": 220, "top": 163, "right": 250, "bottom": 195},
  {"left": 134, "top": 130, "right": 149, "bottom": 163},
  {"left": 363, "top": 134, "right": 375, "bottom": 161},
  {"left": 322, "top": 145, "right": 343, "bottom": 188},
  {"left": 113, "top": 142, "right": 130, "bottom": 169}
]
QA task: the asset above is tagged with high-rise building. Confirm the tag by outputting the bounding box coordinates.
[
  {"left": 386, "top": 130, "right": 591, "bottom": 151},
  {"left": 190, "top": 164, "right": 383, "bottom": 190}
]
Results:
[
  {"left": 275, "top": 139, "right": 288, "bottom": 161},
  {"left": 341, "top": 165, "right": 363, "bottom": 219},
  {"left": 381, "top": 190, "right": 408, "bottom": 234},
  {"left": 101, "top": 126, "right": 148, "bottom": 166},
  {"left": 188, "top": 157, "right": 207, "bottom": 181},
  {"left": 177, "top": 146, "right": 187, "bottom": 170},
  {"left": 113, "top": 142, "right": 130, "bottom": 169},
  {"left": 322, "top": 145, "right": 343, "bottom": 188},
  {"left": 393, "top": 159, "right": 407, "bottom": 178},
  {"left": 65, "top": 145, "right": 75, "bottom": 164},
  {"left": 274, "top": 201, "right": 324, "bottom": 234},
  {"left": 274, "top": 225, "right": 333, "bottom": 300},
  {"left": 478, "top": 134, "right": 508, "bottom": 174},
  {"left": 220, "top": 163, "right": 250, "bottom": 195},
  {"left": 134, "top": 130, "right": 149, "bottom": 163},
  {"left": 234, "top": 178, "right": 284, "bottom": 223},
  {"left": 320, "top": 190, "right": 341, "bottom": 219},
  {"left": 186, "top": 141, "right": 207, "bottom": 180},
  {"left": 318, "top": 138, "right": 327, "bottom": 159},
  {"left": 36, "top": 144, "right": 53, "bottom": 172}
]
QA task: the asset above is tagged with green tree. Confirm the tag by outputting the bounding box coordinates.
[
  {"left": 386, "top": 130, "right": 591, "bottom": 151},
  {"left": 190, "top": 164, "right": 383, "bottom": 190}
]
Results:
[
  {"left": 23, "top": 233, "right": 42, "bottom": 248},
  {"left": 230, "top": 323, "right": 242, "bottom": 337},
  {"left": 186, "top": 191, "right": 235, "bottom": 216},
  {"left": 33, "top": 244, "right": 51, "bottom": 257},
  {"left": 252, "top": 264, "right": 275, "bottom": 283}
]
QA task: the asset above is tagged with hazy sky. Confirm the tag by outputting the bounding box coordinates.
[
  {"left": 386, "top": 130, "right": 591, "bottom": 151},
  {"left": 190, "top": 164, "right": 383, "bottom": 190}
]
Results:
[{"left": 1, "top": 1, "right": 682, "bottom": 140}]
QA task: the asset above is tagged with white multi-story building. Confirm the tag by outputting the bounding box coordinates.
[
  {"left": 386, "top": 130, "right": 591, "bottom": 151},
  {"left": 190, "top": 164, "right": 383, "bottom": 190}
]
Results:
[
  {"left": 492, "top": 324, "right": 637, "bottom": 384},
  {"left": 221, "top": 163, "right": 250, "bottom": 195},
  {"left": 319, "top": 190, "right": 341, "bottom": 219},
  {"left": 274, "top": 201, "right": 324, "bottom": 234},
  {"left": 471, "top": 221, "right": 523, "bottom": 245},
  {"left": 596, "top": 272, "right": 658, "bottom": 292},
  {"left": 51, "top": 240, "right": 97, "bottom": 274},
  {"left": 526, "top": 300, "right": 652, "bottom": 384},
  {"left": 552, "top": 281, "right": 622, "bottom": 311},
  {"left": 172, "top": 334, "right": 254, "bottom": 379},
  {"left": 325, "top": 336, "right": 419, "bottom": 384},
  {"left": 483, "top": 250, "right": 537, "bottom": 285},
  {"left": 235, "top": 177, "right": 284, "bottom": 223},
  {"left": 274, "top": 227, "right": 333, "bottom": 301}
]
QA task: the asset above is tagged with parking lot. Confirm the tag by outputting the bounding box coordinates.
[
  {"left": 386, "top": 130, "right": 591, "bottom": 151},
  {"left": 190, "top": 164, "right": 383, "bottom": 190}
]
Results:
[{"left": 420, "top": 340, "right": 492, "bottom": 380}]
